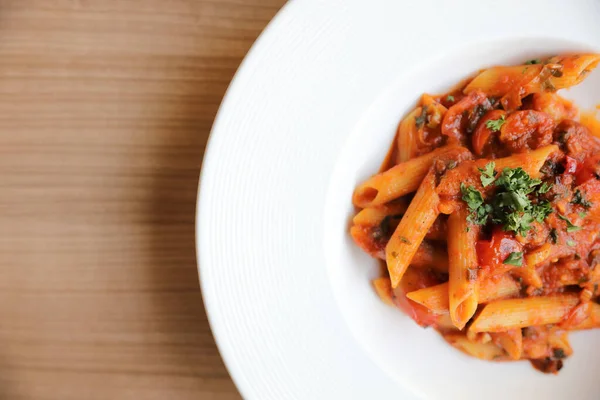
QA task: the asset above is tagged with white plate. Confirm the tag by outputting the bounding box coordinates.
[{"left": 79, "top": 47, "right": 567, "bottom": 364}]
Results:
[{"left": 197, "top": 1, "right": 600, "bottom": 399}]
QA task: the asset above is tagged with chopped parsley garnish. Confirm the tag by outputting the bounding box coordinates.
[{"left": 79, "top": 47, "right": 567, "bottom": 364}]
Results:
[
  {"left": 461, "top": 184, "right": 484, "bottom": 210},
  {"left": 525, "top": 59, "right": 541, "bottom": 65},
  {"left": 492, "top": 168, "right": 552, "bottom": 235},
  {"left": 485, "top": 115, "right": 506, "bottom": 132},
  {"left": 558, "top": 214, "right": 582, "bottom": 232},
  {"left": 399, "top": 236, "right": 412, "bottom": 245},
  {"left": 494, "top": 190, "right": 530, "bottom": 212},
  {"left": 531, "top": 200, "right": 553, "bottom": 222},
  {"left": 504, "top": 252, "right": 524, "bottom": 266},
  {"left": 415, "top": 107, "right": 428, "bottom": 128},
  {"left": 446, "top": 95, "right": 455, "bottom": 102},
  {"left": 567, "top": 240, "right": 576, "bottom": 247},
  {"left": 461, "top": 183, "right": 492, "bottom": 225},
  {"left": 502, "top": 212, "right": 534, "bottom": 237},
  {"left": 495, "top": 167, "right": 542, "bottom": 194},
  {"left": 549, "top": 228, "right": 558, "bottom": 244},
  {"left": 478, "top": 161, "right": 497, "bottom": 187},
  {"left": 572, "top": 190, "right": 593, "bottom": 209},
  {"left": 460, "top": 165, "right": 553, "bottom": 236},
  {"left": 579, "top": 211, "right": 587, "bottom": 218},
  {"left": 538, "top": 182, "right": 552, "bottom": 194}
]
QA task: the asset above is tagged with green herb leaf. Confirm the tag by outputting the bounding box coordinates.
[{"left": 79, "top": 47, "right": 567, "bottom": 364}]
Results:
[
  {"left": 461, "top": 184, "right": 484, "bottom": 210},
  {"left": 567, "top": 240, "right": 576, "bottom": 247},
  {"left": 495, "top": 167, "right": 541, "bottom": 194},
  {"left": 572, "top": 190, "right": 593, "bottom": 209},
  {"left": 525, "top": 59, "right": 541, "bottom": 65},
  {"left": 460, "top": 166, "right": 555, "bottom": 235},
  {"left": 446, "top": 95, "right": 455, "bottom": 102},
  {"left": 494, "top": 191, "right": 531, "bottom": 212},
  {"left": 504, "top": 252, "right": 524, "bottom": 266},
  {"left": 415, "top": 107, "right": 428, "bottom": 128},
  {"left": 503, "top": 212, "right": 534, "bottom": 237},
  {"left": 478, "top": 162, "right": 496, "bottom": 187},
  {"left": 558, "top": 214, "right": 582, "bottom": 232},
  {"left": 485, "top": 115, "right": 506, "bottom": 132},
  {"left": 538, "top": 182, "right": 553, "bottom": 194},
  {"left": 461, "top": 184, "right": 492, "bottom": 225},
  {"left": 579, "top": 211, "right": 587, "bottom": 218},
  {"left": 531, "top": 200, "right": 553, "bottom": 223}
]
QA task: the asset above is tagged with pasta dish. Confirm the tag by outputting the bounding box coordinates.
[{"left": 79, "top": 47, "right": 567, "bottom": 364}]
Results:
[{"left": 351, "top": 54, "right": 600, "bottom": 373}]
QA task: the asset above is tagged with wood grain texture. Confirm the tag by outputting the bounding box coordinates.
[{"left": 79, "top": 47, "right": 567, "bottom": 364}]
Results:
[{"left": 0, "top": 0, "right": 285, "bottom": 398}]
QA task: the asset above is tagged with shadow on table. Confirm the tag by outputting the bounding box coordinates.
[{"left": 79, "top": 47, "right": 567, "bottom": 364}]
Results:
[
  {"left": 145, "top": 67, "right": 240, "bottom": 397},
  {"left": 144, "top": 2, "right": 285, "bottom": 398}
]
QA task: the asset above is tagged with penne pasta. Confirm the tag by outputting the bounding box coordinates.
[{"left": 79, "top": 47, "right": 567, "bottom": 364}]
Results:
[
  {"left": 447, "top": 208, "right": 480, "bottom": 329},
  {"left": 351, "top": 222, "right": 448, "bottom": 268},
  {"left": 569, "top": 302, "right": 600, "bottom": 330},
  {"left": 385, "top": 169, "right": 440, "bottom": 288},
  {"left": 352, "top": 201, "right": 408, "bottom": 227},
  {"left": 353, "top": 145, "right": 469, "bottom": 208},
  {"left": 524, "top": 243, "right": 552, "bottom": 267},
  {"left": 469, "top": 294, "right": 580, "bottom": 333},
  {"left": 351, "top": 54, "right": 600, "bottom": 373},
  {"left": 491, "top": 145, "right": 558, "bottom": 178},
  {"left": 546, "top": 54, "right": 600, "bottom": 90},
  {"left": 444, "top": 333, "right": 508, "bottom": 361},
  {"left": 436, "top": 313, "right": 460, "bottom": 332},
  {"left": 479, "top": 274, "right": 521, "bottom": 303},
  {"left": 372, "top": 277, "right": 394, "bottom": 306},
  {"left": 436, "top": 145, "right": 558, "bottom": 202},
  {"left": 491, "top": 329, "right": 523, "bottom": 360},
  {"left": 396, "top": 107, "right": 422, "bottom": 163},
  {"left": 511, "top": 264, "right": 543, "bottom": 289},
  {"left": 405, "top": 283, "right": 449, "bottom": 314},
  {"left": 464, "top": 65, "right": 544, "bottom": 97},
  {"left": 407, "top": 271, "right": 519, "bottom": 314}
]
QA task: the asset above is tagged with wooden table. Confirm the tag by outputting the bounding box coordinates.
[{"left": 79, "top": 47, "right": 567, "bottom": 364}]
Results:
[{"left": 0, "top": 1, "right": 284, "bottom": 398}]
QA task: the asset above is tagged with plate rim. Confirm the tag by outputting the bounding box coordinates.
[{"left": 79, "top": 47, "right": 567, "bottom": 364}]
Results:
[
  {"left": 195, "top": 2, "right": 295, "bottom": 398},
  {"left": 195, "top": 1, "right": 600, "bottom": 398}
]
